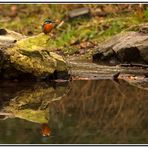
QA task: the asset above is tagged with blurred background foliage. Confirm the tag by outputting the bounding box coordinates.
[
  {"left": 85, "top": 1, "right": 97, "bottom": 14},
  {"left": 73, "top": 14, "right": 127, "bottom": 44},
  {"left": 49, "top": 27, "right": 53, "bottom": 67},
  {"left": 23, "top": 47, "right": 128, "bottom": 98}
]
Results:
[{"left": 0, "top": 4, "right": 148, "bottom": 56}]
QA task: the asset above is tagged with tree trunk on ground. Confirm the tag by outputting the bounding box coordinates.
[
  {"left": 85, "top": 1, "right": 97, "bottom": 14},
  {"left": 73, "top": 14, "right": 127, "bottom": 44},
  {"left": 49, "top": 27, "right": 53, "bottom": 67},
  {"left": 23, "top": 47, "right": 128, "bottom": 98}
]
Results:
[{"left": 93, "top": 31, "right": 148, "bottom": 64}]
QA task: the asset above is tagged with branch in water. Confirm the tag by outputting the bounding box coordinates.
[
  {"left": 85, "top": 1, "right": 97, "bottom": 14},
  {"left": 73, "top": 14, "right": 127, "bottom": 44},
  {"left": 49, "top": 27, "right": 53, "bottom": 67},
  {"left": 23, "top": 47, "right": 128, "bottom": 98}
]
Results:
[
  {"left": 0, "top": 112, "right": 14, "bottom": 116},
  {"left": 113, "top": 72, "right": 120, "bottom": 80}
]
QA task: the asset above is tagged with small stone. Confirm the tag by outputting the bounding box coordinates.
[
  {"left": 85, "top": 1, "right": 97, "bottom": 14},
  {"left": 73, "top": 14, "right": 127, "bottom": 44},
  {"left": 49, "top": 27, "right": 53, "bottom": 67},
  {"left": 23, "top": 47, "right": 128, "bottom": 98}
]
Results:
[
  {"left": 68, "top": 7, "right": 91, "bottom": 19},
  {"left": 0, "top": 29, "right": 7, "bottom": 35}
]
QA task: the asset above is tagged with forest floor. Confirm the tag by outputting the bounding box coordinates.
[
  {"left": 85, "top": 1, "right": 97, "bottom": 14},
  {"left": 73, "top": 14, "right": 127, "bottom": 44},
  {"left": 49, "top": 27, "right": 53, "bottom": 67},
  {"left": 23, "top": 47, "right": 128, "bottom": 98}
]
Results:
[{"left": 0, "top": 4, "right": 148, "bottom": 59}]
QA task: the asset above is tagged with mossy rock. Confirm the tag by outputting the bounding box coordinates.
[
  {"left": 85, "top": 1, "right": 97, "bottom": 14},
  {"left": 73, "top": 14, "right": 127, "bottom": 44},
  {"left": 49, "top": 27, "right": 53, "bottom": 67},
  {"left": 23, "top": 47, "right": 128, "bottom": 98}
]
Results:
[{"left": 0, "top": 32, "right": 68, "bottom": 79}]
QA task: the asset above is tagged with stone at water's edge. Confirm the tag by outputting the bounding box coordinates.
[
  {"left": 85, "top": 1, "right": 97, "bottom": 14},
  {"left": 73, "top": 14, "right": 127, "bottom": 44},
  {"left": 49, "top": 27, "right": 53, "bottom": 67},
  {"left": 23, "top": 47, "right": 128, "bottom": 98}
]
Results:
[
  {"left": 0, "top": 29, "right": 68, "bottom": 79},
  {"left": 92, "top": 31, "right": 148, "bottom": 64}
]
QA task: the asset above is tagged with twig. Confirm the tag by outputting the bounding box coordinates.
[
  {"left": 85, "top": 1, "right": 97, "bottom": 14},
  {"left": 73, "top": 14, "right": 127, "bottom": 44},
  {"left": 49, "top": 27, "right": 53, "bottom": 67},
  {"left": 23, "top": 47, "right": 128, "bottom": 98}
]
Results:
[
  {"left": 0, "top": 112, "right": 14, "bottom": 120},
  {"left": 56, "top": 21, "right": 64, "bottom": 29},
  {"left": 123, "top": 24, "right": 139, "bottom": 32},
  {"left": 0, "top": 112, "right": 13, "bottom": 116},
  {"left": 0, "top": 116, "right": 9, "bottom": 120}
]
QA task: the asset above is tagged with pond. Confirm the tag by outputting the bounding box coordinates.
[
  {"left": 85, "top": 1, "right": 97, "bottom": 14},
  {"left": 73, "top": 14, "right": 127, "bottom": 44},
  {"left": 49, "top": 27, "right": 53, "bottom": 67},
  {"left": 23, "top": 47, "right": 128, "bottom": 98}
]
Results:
[{"left": 0, "top": 79, "right": 147, "bottom": 144}]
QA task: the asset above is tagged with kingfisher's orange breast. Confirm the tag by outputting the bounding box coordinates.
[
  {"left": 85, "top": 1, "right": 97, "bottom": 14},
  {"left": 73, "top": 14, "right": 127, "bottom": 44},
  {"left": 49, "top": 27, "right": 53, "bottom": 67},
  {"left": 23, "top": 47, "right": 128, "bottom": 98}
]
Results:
[
  {"left": 41, "top": 123, "right": 51, "bottom": 136},
  {"left": 43, "top": 23, "right": 53, "bottom": 34}
]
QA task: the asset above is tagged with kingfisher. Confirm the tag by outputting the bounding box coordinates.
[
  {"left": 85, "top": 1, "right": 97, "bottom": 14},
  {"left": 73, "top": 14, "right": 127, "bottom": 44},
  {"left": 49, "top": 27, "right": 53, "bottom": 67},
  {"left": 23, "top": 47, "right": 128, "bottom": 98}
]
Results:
[
  {"left": 42, "top": 18, "right": 56, "bottom": 34},
  {"left": 41, "top": 123, "right": 51, "bottom": 137}
]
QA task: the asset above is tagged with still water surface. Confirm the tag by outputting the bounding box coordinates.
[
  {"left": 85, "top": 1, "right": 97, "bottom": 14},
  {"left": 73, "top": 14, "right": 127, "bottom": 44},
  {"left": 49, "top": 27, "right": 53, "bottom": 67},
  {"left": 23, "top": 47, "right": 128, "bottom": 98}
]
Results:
[{"left": 0, "top": 79, "right": 147, "bottom": 144}]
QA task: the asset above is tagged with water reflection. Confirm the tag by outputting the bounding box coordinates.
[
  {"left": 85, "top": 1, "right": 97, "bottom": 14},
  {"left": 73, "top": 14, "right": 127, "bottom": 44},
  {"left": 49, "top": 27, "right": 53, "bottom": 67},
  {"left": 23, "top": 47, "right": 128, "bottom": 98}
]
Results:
[
  {"left": 41, "top": 123, "right": 51, "bottom": 137},
  {"left": 0, "top": 80, "right": 69, "bottom": 123},
  {"left": 0, "top": 80, "right": 147, "bottom": 144}
]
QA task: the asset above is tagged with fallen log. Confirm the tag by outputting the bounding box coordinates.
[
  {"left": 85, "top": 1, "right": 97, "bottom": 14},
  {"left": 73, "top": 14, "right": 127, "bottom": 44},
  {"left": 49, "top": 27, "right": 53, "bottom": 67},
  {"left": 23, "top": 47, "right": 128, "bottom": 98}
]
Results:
[{"left": 93, "top": 29, "right": 148, "bottom": 64}]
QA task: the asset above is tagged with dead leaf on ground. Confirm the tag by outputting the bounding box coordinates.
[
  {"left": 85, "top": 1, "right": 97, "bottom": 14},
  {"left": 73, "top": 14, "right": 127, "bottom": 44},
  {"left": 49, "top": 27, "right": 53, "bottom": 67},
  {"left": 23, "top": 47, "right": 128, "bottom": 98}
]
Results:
[
  {"left": 79, "top": 41, "right": 95, "bottom": 49},
  {"left": 9, "top": 5, "right": 18, "bottom": 17},
  {"left": 102, "top": 5, "right": 119, "bottom": 14}
]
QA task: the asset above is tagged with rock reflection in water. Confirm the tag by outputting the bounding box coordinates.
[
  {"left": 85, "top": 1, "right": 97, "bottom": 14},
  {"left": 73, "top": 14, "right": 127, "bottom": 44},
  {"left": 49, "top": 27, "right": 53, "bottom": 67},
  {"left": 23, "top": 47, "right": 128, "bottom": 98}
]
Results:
[
  {"left": 0, "top": 80, "right": 147, "bottom": 144},
  {"left": 0, "top": 80, "right": 69, "bottom": 123}
]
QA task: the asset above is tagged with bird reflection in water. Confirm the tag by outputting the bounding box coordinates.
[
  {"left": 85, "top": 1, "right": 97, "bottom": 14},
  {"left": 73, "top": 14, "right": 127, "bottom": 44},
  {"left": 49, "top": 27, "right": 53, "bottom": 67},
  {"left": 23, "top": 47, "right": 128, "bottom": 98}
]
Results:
[{"left": 41, "top": 123, "right": 51, "bottom": 137}]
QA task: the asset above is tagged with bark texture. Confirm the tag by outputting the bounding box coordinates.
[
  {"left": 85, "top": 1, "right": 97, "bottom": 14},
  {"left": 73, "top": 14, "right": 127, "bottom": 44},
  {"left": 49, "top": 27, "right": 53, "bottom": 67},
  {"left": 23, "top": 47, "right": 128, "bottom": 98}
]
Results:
[{"left": 93, "top": 31, "right": 148, "bottom": 64}]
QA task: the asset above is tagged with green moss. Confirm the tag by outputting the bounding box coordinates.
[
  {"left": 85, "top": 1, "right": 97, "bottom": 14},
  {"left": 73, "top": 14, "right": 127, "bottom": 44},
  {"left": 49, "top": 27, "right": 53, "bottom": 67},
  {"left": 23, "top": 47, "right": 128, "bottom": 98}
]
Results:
[
  {"left": 17, "top": 33, "right": 50, "bottom": 51},
  {"left": 15, "top": 109, "right": 48, "bottom": 123}
]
